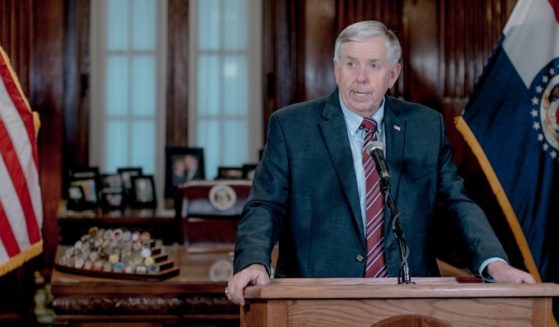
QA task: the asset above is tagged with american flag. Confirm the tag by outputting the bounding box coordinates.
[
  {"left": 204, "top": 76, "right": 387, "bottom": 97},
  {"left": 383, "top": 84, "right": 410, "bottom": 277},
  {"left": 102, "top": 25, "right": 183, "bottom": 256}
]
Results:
[{"left": 0, "top": 46, "right": 43, "bottom": 276}]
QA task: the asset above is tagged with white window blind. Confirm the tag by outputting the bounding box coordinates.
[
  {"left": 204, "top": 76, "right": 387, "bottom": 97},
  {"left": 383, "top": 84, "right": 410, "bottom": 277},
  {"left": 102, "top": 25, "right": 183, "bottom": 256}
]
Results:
[
  {"left": 90, "top": 0, "right": 166, "bottom": 201},
  {"left": 190, "top": 0, "right": 262, "bottom": 179}
]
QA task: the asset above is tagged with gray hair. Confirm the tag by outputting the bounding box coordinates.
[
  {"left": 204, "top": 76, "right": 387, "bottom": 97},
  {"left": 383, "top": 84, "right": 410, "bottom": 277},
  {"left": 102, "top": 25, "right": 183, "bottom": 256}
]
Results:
[{"left": 333, "top": 21, "right": 402, "bottom": 65}]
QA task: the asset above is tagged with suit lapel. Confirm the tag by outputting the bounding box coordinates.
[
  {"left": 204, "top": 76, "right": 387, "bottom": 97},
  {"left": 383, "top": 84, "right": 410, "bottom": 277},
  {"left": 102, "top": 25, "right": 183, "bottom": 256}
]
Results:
[
  {"left": 383, "top": 97, "right": 406, "bottom": 266},
  {"left": 384, "top": 97, "right": 405, "bottom": 202},
  {"left": 318, "top": 92, "right": 365, "bottom": 239}
]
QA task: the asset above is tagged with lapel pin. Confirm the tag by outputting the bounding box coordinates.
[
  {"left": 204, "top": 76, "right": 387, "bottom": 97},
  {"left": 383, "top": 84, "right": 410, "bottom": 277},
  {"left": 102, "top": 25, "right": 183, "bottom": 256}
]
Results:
[{"left": 394, "top": 124, "right": 401, "bottom": 131}]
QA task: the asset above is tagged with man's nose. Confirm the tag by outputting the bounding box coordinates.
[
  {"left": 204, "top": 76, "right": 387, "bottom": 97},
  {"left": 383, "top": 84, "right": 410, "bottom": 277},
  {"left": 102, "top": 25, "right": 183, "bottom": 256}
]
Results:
[{"left": 356, "top": 66, "right": 367, "bottom": 82}]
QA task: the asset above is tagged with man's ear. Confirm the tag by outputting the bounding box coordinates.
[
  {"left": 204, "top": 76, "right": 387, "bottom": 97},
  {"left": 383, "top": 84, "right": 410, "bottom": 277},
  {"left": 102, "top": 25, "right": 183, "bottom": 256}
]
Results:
[{"left": 389, "top": 63, "right": 401, "bottom": 88}]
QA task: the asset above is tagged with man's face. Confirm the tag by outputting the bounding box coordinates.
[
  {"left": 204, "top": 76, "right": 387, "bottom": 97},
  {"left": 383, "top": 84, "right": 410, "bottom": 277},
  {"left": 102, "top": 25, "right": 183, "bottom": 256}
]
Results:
[{"left": 334, "top": 36, "right": 401, "bottom": 117}]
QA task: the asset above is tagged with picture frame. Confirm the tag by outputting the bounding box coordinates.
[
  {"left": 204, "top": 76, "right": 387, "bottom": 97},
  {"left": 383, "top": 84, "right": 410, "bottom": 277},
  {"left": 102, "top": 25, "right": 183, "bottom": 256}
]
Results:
[
  {"left": 164, "top": 147, "right": 205, "bottom": 197},
  {"left": 101, "top": 173, "right": 124, "bottom": 191},
  {"left": 117, "top": 167, "right": 143, "bottom": 195},
  {"left": 66, "top": 166, "right": 101, "bottom": 210},
  {"left": 216, "top": 166, "right": 243, "bottom": 179},
  {"left": 68, "top": 166, "right": 101, "bottom": 198},
  {"left": 66, "top": 185, "right": 87, "bottom": 211},
  {"left": 130, "top": 175, "right": 157, "bottom": 209},
  {"left": 68, "top": 177, "right": 99, "bottom": 210},
  {"left": 100, "top": 188, "right": 126, "bottom": 212},
  {"left": 242, "top": 164, "right": 258, "bottom": 180}
]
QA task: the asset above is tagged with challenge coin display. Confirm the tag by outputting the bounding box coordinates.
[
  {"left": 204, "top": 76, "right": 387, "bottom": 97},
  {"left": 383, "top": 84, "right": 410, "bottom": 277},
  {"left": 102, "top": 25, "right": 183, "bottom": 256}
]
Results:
[{"left": 55, "top": 227, "right": 179, "bottom": 281}]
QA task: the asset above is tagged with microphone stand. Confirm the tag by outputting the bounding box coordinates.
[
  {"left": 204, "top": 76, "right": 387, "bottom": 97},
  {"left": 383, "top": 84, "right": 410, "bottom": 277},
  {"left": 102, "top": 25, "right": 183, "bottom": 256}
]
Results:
[{"left": 381, "top": 184, "right": 412, "bottom": 284}]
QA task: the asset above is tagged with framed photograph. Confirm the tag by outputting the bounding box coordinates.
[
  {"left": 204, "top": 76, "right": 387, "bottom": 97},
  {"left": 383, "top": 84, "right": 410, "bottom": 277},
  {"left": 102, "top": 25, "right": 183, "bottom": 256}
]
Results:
[
  {"left": 130, "top": 175, "right": 157, "bottom": 209},
  {"left": 100, "top": 188, "right": 125, "bottom": 212},
  {"left": 68, "top": 178, "right": 99, "bottom": 210},
  {"left": 242, "top": 164, "right": 258, "bottom": 180},
  {"left": 117, "top": 167, "right": 143, "bottom": 195},
  {"left": 101, "top": 173, "right": 123, "bottom": 190},
  {"left": 217, "top": 166, "right": 243, "bottom": 179},
  {"left": 164, "top": 147, "right": 205, "bottom": 197},
  {"left": 67, "top": 166, "right": 101, "bottom": 199},
  {"left": 66, "top": 185, "right": 86, "bottom": 211},
  {"left": 67, "top": 166, "right": 101, "bottom": 210}
]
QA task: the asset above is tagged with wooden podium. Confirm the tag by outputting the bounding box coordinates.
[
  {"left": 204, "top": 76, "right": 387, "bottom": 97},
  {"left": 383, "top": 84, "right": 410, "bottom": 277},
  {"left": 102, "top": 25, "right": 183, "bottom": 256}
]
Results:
[{"left": 241, "top": 277, "right": 559, "bottom": 326}]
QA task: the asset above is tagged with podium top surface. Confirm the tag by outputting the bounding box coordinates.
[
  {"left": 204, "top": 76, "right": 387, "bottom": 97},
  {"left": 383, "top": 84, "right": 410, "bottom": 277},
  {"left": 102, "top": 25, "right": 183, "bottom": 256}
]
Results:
[{"left": 243, "top": 277, "right": 559, "bottom": 299}]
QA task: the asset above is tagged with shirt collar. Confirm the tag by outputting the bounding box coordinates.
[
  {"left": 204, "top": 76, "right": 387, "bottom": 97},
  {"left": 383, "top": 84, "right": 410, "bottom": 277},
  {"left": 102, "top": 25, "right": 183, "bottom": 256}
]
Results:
[{"left": 339, "top": 94, "right": 385, "bottom": 137}]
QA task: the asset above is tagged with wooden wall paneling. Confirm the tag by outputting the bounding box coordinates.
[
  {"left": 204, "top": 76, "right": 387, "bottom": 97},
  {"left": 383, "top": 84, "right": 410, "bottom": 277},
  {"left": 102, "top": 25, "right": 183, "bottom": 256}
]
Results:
[
  {"left": 402, "top": 0, "right": 439, "bottom": 107},
  {"left": 63, "top": 0, "right": 90, "bottom": 177},
  {"left": 166, "top": 0, "right": 190, "bottom": 147},
  {"left": 262, "top": 0, "right": 275, "bottom": 137},
  {"left": 463, "top": 1, "right": 477, "bottom": 98},
  {"left": 262, "top": 0, "right": 306, "bottom": 136},
  {"left": 288, "top": 0, "right": 306, "bottom": 103},
  {"left": 32, "top": 0, "right": 65, "bottom": 276},
  {"left": 303, "top": 0, "right": 336, "bottom": 100},
  {"left": 439, "top": 0, "right": 516, "bottom": 116},
  {"left": 337, "top": 0, "right": 400, "bottom": 31},
  {"left": 0, "top": 0, "right": 33, "bottom": 95},
  {"left": 381, "top": 1, "right": 406, "bottom": 100},
  {"left": 77, "top": 0, "right": 90, "bottom": 165}
]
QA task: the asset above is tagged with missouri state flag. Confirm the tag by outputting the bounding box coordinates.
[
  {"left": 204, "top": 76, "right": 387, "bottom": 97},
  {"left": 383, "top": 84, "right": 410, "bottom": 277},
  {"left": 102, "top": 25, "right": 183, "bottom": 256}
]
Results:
[
  {"left": 456, "top": 0, "right": 559, "bottom": 285},
  {"left": 0, "top": 47, "right": 43, "bottom": 276}
]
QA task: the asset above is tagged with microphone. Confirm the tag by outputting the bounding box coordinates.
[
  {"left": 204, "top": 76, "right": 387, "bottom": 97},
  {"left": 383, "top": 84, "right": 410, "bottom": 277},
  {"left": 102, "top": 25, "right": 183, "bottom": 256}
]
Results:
[
  {"left": 366, "top": 141, "right": 411, "bottom": 284},
  {"left": 365, "top": 141, "right": 390, "bottom": 190}
]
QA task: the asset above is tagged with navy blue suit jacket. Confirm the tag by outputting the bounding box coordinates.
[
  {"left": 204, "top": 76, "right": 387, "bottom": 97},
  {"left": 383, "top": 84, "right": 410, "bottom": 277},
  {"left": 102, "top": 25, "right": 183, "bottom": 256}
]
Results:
[{"left": 233, "top": 90, "right": 507, "bottom": 278}]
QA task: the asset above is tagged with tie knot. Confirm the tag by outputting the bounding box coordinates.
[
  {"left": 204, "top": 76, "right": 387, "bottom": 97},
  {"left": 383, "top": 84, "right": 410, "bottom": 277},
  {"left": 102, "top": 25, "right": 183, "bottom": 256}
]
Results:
[{"left": 361, "top": 118, "right": 377, "bottom": 134}]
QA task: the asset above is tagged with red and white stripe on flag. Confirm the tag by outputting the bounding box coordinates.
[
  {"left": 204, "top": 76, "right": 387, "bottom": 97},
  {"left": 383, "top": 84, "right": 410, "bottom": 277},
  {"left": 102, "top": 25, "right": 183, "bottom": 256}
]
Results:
[{"left": 0, "top": 47, "right": 43, "bottom": 276}]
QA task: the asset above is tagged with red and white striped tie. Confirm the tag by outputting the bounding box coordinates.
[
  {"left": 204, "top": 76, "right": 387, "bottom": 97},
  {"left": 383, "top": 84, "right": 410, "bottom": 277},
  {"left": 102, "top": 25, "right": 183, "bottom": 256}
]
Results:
[{"left": 361, "top": 118, "right": 388, "bottom": 278}]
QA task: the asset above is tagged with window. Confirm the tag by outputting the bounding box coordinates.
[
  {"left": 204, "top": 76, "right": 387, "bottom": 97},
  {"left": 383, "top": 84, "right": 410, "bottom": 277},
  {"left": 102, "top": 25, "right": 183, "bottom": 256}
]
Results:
[
  {"left": 90, "top": 0, "right": 166, "bottom": 200},
  {"left": 190, "top": 0, "right": 262, "bottom": 179}
]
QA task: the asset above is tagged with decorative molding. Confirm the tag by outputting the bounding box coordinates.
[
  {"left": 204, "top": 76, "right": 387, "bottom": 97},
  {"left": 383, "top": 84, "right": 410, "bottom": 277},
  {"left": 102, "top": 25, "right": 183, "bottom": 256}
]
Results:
[
  {"left": 53, "top": 296, "right": 185, "bottom": 314},
  {"left": 184, "top": 296, "right": 238, "bottom": 313},
  {"left": 53, "top": 295, "right": 238, "bottom": 315}
]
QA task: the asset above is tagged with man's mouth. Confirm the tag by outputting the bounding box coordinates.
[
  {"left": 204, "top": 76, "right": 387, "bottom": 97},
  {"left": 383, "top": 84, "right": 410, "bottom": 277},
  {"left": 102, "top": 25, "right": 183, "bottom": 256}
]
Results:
[{"left": 352, "top": 90, "right": 370, "bottom": 97}]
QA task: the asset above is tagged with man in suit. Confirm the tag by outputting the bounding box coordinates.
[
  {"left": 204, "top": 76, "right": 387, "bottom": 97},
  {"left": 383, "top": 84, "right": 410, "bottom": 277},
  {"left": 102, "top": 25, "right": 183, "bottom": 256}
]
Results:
[{"left": 227, "top": 20, "right": 534, "bottom": 305}]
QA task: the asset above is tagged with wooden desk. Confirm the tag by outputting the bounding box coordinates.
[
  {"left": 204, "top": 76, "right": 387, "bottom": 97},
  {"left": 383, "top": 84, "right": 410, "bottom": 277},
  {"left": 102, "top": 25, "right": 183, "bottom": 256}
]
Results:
[{"left": 51, "top": 245, "right": 239, "bottom": 327}]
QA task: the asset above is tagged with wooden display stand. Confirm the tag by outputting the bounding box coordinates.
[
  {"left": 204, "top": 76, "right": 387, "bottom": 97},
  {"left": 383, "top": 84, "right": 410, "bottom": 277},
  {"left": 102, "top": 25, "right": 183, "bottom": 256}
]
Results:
[
  {"left": 51, "top": 245, "right": 238, "bottom": 327},
  {"left": 241, "top": 277, "right": 559, "bottom": 326}
]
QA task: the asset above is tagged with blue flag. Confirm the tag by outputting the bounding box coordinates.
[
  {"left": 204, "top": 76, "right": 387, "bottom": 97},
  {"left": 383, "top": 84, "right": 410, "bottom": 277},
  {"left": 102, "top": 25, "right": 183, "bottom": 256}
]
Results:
[{"left": 457, "top": 0, "right": 559, "bottom": 285}]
